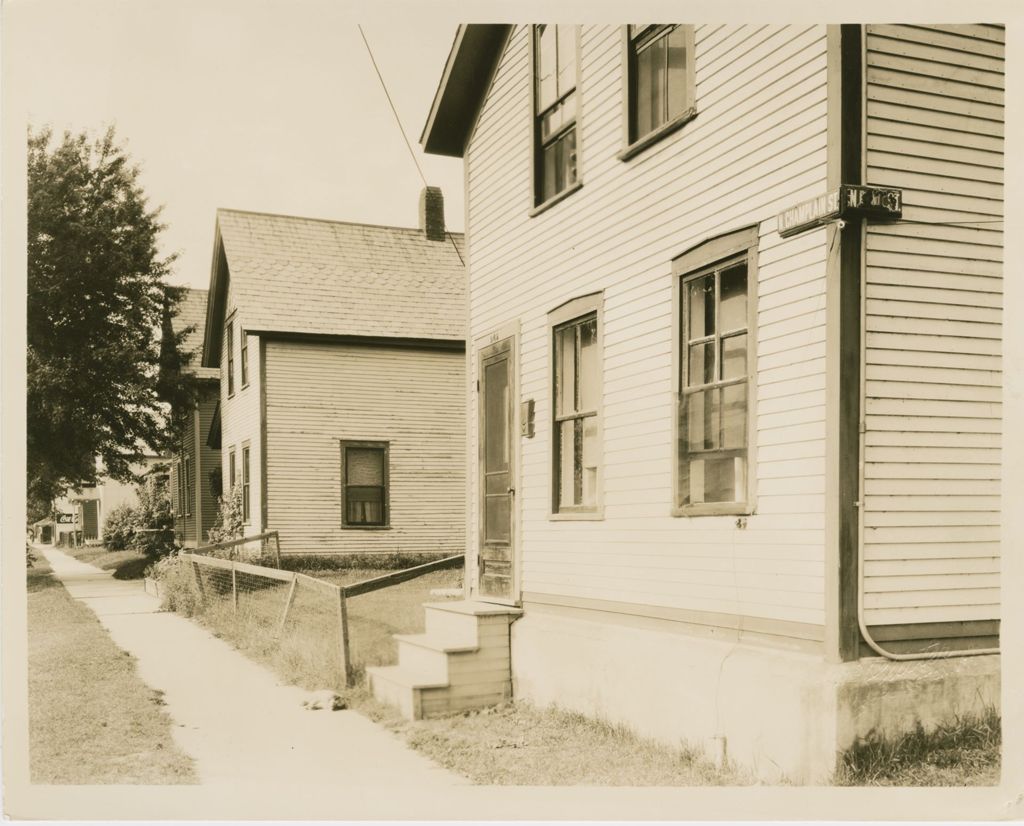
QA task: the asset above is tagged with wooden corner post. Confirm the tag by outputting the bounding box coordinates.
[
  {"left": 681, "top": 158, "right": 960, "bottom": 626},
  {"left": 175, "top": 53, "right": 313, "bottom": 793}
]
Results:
[{"left": 337, "top": 587, "right": 352, "bottom": 688}]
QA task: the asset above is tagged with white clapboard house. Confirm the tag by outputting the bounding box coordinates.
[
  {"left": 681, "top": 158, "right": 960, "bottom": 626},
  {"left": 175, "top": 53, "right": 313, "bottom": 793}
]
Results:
[
  {"left": 367, "top": 24, "right": 1004, "bottom": 782},
  {"left": 198, "top": 190, "right": 466, "bottom": 558}
]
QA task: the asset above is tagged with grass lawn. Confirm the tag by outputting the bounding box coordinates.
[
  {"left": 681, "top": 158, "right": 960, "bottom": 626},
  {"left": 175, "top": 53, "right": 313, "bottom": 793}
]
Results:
[
  {"left": 28, "top": 557, "right": 196, "bottom": 784},
  {"left": 63, "top": 544, "right": 152, "bottom": 580}
]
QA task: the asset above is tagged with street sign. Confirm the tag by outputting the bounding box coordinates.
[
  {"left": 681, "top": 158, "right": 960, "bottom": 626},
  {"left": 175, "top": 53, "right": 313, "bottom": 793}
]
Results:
[{"left": 777, "top": 185, "right": 903, "bottom": 238}]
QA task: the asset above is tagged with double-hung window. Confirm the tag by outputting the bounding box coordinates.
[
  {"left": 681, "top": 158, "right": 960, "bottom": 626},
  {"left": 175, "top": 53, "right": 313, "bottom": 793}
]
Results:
[
  {"left": 341, "top": 441, "right": 389, "bottom": 528},
  {"left": 533, "top": 25, "right": 580, "bottom": 207},
  {"left": 183, "top": 455, "right": 192, "bottom": 517},
  {"left": 241, "top": 443, "right": 251, "bottom": 523},
  {"left": 226, "top": 320, "right": 235, "bottom": 396},
  {"left": 550, "top": 293, "right": 603, "bottom": 516},
  {"left": 622, "top": 25, "right": 696, "bottom": 156},
  {"left": 674, "top": 227, "right": 757, "bottom": 514},
  {"left": 228, "top": 448, "right": 236, "bottom": 492},
  {"left": 240, "top": 330, "right": 249, "bottom": 387}
]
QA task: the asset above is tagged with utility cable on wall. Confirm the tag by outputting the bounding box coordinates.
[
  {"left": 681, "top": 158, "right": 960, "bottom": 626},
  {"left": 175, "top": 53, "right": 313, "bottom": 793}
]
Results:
[{"left": 357, "top": 25, "right": 466, "bottom": 267}]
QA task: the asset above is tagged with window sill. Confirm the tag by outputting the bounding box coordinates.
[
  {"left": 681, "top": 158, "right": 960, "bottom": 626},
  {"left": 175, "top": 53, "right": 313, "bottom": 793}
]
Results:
[
  {"left": 341, "top": 525, "right": 392, "bottom": 531},
  {"left": 672, "top": 503, "right": 752, "bottom": 518},
  {"left": 617, "top": 107, "right": 698, "bottom": 162},
  {"left": 549, "top": 509, "right": 604, "bottom": 522},
  {"left": 529, "top": 181, "right": 583, "bottom": 218}
]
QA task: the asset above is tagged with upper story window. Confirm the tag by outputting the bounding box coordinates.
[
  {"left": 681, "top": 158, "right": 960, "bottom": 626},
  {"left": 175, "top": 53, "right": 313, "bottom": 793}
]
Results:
[
  {"left": 673, "top": 226, "right": 757, "bottom": 516},
  {"left": 533, "top": 25, "right": 580, "bottom": 209},
  {"left": 240, "top": 329, "right": 249, "bottom": 387},
  {"left": 621, "top": 25, "right": 696, "bottom": 159},
  {"left": 550, "top": 292, "right": 603, "bottom": 517},
  {"left": 226, "top": 319, "right": 235, "bottom": 396}
]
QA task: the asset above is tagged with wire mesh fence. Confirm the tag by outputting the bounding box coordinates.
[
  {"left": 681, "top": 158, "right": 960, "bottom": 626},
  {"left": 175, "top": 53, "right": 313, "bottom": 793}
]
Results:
[{"left": 159, "top": 542, "right": 464, "bottom": 693}]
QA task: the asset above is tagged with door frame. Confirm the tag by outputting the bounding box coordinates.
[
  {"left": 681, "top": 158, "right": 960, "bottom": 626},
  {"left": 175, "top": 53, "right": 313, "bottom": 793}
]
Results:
[{"left": 473, "top": 319, "right": 521, "bottom": 606}]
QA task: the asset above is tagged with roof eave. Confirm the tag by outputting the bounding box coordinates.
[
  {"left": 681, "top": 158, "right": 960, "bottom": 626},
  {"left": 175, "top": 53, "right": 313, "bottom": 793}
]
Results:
[{"left": 421, "top": 24, "right": 513, "bottom": 158}]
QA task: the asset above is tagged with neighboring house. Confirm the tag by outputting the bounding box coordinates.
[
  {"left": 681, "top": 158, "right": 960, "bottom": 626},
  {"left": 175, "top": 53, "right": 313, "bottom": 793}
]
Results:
[
  {"left": 168, "top": 288, "right": 222, "bottom": 547},
  {"left": 199, "top": 190, "right": 466, "bottom": 557},
  {"left": 49, "top": 455, "right": 168, "bottom": 545},
  {"left": 372, "top": 24, "right": 1004, "bottom": 782}
]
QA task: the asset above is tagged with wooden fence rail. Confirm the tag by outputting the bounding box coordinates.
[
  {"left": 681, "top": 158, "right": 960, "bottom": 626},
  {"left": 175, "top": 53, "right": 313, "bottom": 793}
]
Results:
[
  {"left": 192, "top": 531, "right": 281, "bottom": 566},
  {"left": 181, "top": 550, "right": 465, "bottom": 690}
]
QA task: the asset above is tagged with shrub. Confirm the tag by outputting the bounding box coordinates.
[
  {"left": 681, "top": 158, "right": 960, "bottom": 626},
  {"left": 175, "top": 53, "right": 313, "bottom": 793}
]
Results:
[
  {"left": 148, "top": 553, "right": 201, "bottom": 617},
  {"left": 207, "top": 485, "right": 245, "bottom": 545},
  {"left": 131, "top": 477, "right": 175, "bottom": 557},
  {"left": 103, "top": 503, "right": 137, "bottom": 550}
]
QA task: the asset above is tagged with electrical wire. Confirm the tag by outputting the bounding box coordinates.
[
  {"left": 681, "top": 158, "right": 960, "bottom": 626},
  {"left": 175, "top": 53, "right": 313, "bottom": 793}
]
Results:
[{"left": 357, "top": 25, "right": 466, "bottom": 267}]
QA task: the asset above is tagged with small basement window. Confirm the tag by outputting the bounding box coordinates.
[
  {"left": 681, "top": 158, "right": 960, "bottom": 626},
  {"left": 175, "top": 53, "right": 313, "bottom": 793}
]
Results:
[{"left": 340, "top": 441, "right": 390, "bottom": 528}]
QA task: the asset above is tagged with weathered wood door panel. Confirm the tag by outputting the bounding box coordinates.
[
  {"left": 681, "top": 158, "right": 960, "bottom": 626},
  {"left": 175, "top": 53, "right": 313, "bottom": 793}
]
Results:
[{"left": 478, "top": 336, "right": 516, "bottom": 603}]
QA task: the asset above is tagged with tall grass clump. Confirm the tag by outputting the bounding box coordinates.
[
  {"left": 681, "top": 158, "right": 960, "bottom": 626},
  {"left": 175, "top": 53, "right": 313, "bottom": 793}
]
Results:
[{"left": 835, "top": 706, "right": 1000, "bottom": 786}]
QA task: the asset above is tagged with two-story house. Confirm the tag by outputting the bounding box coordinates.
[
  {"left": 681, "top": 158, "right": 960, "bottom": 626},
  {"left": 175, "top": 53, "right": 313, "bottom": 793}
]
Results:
[
  {"left": 368, "top": 24, "right": 1004, "bottom": 783},
  {"left": 199, "top": 189, "right": 466, "bottom": 558},
  {"left": 169, "top": 287, "right": 222, "bottom": 546}
]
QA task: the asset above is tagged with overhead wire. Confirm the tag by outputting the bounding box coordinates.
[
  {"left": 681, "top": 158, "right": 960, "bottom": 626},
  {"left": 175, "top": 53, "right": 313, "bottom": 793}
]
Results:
[{"left": 357, "top": 25, "right": 465, "bottom": 267}]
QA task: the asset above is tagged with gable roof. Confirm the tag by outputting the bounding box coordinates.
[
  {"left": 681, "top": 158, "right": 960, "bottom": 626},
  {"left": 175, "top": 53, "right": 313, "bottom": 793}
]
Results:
[
  {"left": 172, "top": 288, "right": 219, "bottom": 380},
  {"left": 202, "top": 209, "right": 466, "bottom": 367},
  {"left": 421, "top": 25, "right": 513, "bottom": 158}
]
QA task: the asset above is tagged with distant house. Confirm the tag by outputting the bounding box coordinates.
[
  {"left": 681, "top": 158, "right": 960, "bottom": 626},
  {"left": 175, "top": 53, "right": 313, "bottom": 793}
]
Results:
[
  {"left": 370, "top": 24, "right": 1005, "bottom": 783},
  {"left": 47, "top": 455, "right": 168, "bottom": 545},
  {"left": 168, "top": 288, "right": 222, "bottom": 547},
  {"left": 199, "top": 189, "right": 466, "bottom": 557}
]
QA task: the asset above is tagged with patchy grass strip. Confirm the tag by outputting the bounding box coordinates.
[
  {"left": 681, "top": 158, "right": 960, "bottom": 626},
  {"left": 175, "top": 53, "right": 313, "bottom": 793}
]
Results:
[
  {"left": 356, "top": 694, "right": 750, "bottom": 786},
  {"left": 63, "top": 544, "right": 152, "bottom": 580},
  {"left": 835, "top": 707, "right": 1000, "bottom": 786},
  {"left": 28, "top": 559, "right": 196, "bottom": 784}
]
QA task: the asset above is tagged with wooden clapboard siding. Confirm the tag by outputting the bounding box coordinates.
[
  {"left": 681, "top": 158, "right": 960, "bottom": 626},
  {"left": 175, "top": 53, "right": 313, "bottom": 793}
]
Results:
[
  {"left": 465, "top": 25, "right": 830, "bottom": 629},
  {"left": 197, "top": 384, "right": 221, "bottom": 543},
  {"left": 862, "top": 24, "right": 1003, "bottom": 631},
  {"left": 263, "top": 341, "right": 464, "bottom": 556},
  {"left": 219, "top": 281, "right": 264, "bottom": 534}
]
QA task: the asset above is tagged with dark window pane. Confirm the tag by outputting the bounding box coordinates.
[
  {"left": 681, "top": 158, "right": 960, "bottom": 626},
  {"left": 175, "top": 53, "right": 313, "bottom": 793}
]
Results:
[
  {"left": 557, "top": 419, "right": 576, "bottom": 507},
  {"left": 666, "top": 25, "right": 688, "bottom": 119},
  {"left": 721, "top": 333, "right": 747, "bottom": 380},
  {"left": 347, "top": 447, "right": 383, "bottom": 486},
  {"left": 578, "top": 316, "right": 599, "bottom": 411},
  {"left": 688, "top": 340, "right": 715, "bottom": 386},
  {"left": 700, "top": 456, "right": 739, "bottom": 504},
  {"left": 555, "top": 325, "right": 576, "bottom": 415},
  {"left": 635, "top": 39, "right": 656, "bottom": 136},
  {"left": 347, "top": 486, "right": 384, "bottom": 525},
  {"left": 720, "top": 263, "right": 747, "bottom": 331},
  {"left": 688, "top": 275, "right": 715, "bottom": 339},
  {"left": 685, "top": 387, "right": 720, "bottom": 452}
]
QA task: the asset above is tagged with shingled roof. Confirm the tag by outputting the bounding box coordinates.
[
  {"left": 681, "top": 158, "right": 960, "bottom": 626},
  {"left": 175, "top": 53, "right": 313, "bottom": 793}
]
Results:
[
  {"left": 202, "top": 208, "right": 466, "bottom": 366},
  {"left": 172, "top": 288, "right": 219, "bottom": 380}
]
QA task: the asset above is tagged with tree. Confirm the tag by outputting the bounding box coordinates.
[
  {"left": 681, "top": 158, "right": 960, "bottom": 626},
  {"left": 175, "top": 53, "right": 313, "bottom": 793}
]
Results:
[{"left": 27, "top": 125, "right": 196, "bottom": 506}]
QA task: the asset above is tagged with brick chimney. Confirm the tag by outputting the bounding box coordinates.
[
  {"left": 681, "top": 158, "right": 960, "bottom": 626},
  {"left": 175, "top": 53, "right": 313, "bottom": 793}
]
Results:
[{"left": 419, "top": 186, "right": 445, "bottom": 242}]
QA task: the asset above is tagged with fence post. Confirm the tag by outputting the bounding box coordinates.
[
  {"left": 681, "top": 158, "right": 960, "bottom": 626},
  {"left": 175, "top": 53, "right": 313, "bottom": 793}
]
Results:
[
  {"left": 231, "top": 561, "right": 238, "bottom": 612},
  {"left": 337, "top": 586, "right": 352, "bottom": 688},
  {"left": 277, "top": 573, "right": 299, "bottom": 636},
  {"left": 274, "top": 532, "right": 282, "bottom": 568},
  {"left": 190, "top": 556, "right": 206, "bottom": 606}
]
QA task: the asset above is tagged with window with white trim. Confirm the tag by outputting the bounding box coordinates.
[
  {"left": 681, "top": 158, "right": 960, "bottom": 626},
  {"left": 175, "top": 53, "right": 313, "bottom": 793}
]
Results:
[
  {"left": 674, "top": 227, "right": 757, "bottom": 514},
  {"left": 533, "top": 25, "right": 580, "bottom": 206},
  {"left": 340, "top": 441, "right": 389, "bottom": 528},
  {"left": 623, "top": 25, "right": 696, "bottom": 152}
]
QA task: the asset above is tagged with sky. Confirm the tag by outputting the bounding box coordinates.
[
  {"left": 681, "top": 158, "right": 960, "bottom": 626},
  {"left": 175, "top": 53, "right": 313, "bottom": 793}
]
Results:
[{"left": 7, "top": 0, "right": 466, "bottom": 288}]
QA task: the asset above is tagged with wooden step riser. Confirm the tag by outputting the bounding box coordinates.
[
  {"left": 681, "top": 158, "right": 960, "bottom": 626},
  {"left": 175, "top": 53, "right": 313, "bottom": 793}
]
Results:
[
  {"left": 420, "top": 683, "right": 513, "bottom": 718},
  {"left": 396, "top": 641, "right": 511, "bottom": 683},
  {"left": 367, "top": 669, "right": 415, "bottom": 719},
  {"left": 396, "top": 642, "right": 451, "bottom": 682}
]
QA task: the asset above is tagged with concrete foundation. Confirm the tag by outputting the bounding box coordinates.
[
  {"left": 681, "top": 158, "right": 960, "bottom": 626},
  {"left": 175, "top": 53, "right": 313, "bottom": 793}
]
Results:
[{"left": 510, "top": 607, "right": 999, "bottom": 784}]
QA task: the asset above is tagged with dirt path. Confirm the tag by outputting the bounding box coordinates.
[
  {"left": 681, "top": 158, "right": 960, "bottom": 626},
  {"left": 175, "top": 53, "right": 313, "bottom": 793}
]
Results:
[{"left": 37, "top": 546, "right": 467, "bottom": 787}]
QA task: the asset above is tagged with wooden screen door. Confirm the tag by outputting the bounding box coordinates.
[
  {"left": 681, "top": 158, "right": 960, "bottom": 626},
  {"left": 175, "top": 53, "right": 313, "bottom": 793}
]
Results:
[{"left": 477, "top": 335, "right": 516, "bottom": 603}]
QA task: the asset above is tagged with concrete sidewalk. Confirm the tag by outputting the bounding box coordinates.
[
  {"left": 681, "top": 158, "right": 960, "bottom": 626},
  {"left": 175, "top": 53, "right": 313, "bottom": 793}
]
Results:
[{"left": 37, "top": 546, "right": 467, "bottom": 787}]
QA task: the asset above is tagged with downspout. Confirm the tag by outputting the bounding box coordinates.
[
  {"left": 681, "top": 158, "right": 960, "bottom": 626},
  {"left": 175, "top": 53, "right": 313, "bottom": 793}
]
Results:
[{"left": 853, "top": 27, "right": 998, "bottom": 662}]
